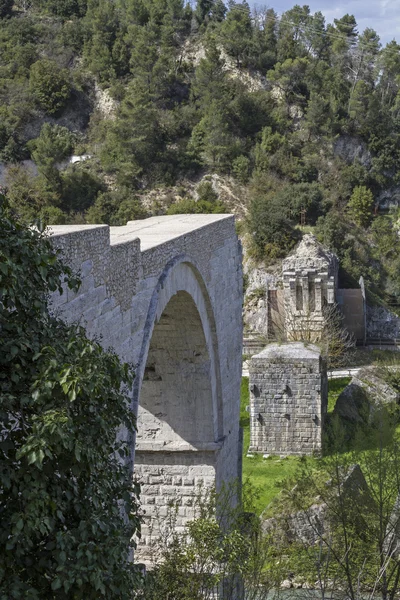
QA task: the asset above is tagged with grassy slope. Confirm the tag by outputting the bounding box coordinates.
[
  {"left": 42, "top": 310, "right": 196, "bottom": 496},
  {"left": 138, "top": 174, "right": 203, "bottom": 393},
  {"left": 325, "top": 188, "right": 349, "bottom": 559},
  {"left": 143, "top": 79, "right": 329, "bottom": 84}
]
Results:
[{"left": 241, "top": 376, "right": 350, "bottom": 514}]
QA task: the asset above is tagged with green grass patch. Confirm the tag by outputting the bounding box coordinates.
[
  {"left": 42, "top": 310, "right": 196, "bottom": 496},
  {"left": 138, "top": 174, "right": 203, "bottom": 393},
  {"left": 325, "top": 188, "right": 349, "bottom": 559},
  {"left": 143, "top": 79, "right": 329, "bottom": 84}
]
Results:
[
  {"left": 241, "top": 376, "right": 350, "bottom": 514},
  {"left": 327, "top": 377, "right": 351, "bottom": 413},
  {"left": 243, "top": 453, "right": 302, "bottom": 515}
]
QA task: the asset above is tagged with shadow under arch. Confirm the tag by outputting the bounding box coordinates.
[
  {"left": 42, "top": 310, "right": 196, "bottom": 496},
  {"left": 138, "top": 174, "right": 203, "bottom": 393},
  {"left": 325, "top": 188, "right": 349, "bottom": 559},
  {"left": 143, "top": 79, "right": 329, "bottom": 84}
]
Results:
[{"left": 132, "top": 254, "right": 224, "bottom": 450}]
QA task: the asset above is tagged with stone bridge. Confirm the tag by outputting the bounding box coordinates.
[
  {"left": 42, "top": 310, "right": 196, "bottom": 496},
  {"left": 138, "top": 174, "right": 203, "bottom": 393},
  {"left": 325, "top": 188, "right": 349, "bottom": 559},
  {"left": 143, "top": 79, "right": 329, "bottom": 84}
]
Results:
[{"left": 49, "top": 214, "right": 243, "bottom": 561}]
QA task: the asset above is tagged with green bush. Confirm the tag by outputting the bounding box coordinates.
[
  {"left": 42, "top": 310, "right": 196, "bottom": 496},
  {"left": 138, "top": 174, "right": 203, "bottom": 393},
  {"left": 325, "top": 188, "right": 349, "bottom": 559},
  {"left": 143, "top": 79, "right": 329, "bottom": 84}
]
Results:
[
  {"left": 247, "top": 192, "right": 298, "bottom": 260},
  {"left": 61, "top": 166, "right": 105, "bottom": 212},
  {"left": 28, "top": 123, "right": 75, "bottom": 165},
  {"left": 29, "top": 59, "right": 71, "bottom": 114},
  {"left": 38, "top": 0, "right": 87, "bottom": 18},
  {"left": 167, "top": 197, "right": 226, "bottom": 215},
  {"left": 0, "top": 196, "right": 142, "bottom": 597},
  {"left": 347, "top": 185, "right": 374, "bottom": 228},
  {"left": 232, "top": 155, "right": 250, "bottom": 183}
]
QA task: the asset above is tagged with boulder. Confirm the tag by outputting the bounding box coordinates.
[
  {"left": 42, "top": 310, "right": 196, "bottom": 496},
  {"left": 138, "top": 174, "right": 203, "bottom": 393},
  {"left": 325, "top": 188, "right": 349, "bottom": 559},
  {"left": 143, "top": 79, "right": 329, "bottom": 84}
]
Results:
[{"left": 333, "top": 367, "right": 399, "bottom": 426}]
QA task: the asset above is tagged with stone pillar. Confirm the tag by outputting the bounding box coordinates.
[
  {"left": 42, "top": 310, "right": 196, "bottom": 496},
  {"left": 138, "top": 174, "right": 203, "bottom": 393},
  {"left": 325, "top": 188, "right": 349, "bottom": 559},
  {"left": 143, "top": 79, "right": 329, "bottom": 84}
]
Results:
[
  {"left": 327, "top": 278, "right": 335, "bottom": 304},
  {"left": 315, "top": 278, "right": 322, "bottom": 312},
  {"left": 301, "top": 274, "right": 309, "bottom": 310},
  {"left": 249, "top": 342, "right": 327, "bottom": 455},
  {"left": 289, "top": 276, "right": 296, "bottom": 309}
]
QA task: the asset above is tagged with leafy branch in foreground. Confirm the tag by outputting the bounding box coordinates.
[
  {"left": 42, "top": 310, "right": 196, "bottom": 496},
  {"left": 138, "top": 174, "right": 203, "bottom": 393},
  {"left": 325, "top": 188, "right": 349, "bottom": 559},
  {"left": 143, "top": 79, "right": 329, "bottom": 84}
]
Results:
[{"left": 0, "top": 195, "right": 141, "bottom": 599}]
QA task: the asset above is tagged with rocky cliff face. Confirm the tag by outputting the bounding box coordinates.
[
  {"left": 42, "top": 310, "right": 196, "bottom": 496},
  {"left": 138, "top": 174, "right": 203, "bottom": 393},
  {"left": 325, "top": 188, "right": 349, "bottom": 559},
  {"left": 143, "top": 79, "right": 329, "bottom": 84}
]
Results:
[
  {"left": 367, "top": 305, "right": 400, "bottom": 339},
  {"left": 333, "top": 136, "right": 372, "bottom": 169}
]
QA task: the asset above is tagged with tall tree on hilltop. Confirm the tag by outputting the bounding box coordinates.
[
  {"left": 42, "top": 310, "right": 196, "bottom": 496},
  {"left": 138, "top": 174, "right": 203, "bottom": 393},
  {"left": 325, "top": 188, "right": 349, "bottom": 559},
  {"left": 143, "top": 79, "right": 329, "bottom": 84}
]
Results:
[
  {"left": 377, "top": 40, "right": 400, "bottom": 108},
  {"left": 326, "top": 14, "right": 358, "bottom": 116},
  {"left": 276, "top": 4, "right": 311, "bottom": 62},
  {"left": 191, "top": 40, "right": 228, "bottom": 108},
  {"left": 219, "top": 0, "right": 252, "bottom": 67},
  {"left": 250, "top": 7, "right": 277, "bottom": 71}
]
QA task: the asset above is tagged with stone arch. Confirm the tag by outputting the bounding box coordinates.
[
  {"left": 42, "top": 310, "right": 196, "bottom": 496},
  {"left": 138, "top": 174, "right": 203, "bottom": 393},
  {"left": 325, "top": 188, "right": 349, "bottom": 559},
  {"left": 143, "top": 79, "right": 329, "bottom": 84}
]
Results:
[
  {"left": 48, "top": 216, "right": 243, "bottom": 567},
  {"left": 133, "top": 257, "right": 224, "bottom": 562},
  {"left": 133, "top": 256, "right": 223, "bottom": 444}
]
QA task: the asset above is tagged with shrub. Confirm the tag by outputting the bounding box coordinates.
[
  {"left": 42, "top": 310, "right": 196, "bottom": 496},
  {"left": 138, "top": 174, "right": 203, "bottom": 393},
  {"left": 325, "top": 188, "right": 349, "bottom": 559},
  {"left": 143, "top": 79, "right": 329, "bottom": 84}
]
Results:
[
  {"left": 247, "top": 192, "right": 298, "bottom": 260},
  {"left": 0, "top": 195, "right": 142, "bottom": 597},
  {"left": 347, "top": 185, "right": 374, "bottom": 228},
  {"left": 29, "top": 59, "right": 71, "bottom": 114}
]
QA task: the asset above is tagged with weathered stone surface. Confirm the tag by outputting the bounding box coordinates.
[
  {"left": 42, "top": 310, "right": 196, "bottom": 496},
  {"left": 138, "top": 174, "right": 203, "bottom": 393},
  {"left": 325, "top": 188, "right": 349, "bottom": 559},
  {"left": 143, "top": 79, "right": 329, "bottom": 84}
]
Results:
[
  {"left": 282, "top": 235, "right": 338, "bottom": 276},
  {"left": 367, "top": 304, "right": 400, "bottom": 340},
  {"left": 48, "top": 214, "right": 243, "bottom": 564},
  {"left": 249, "top": 342, "right": 328, "bottom": 455},
  {"left": 282, "top": 235, "right": 339, "bottom": 340},
  {"left": 334, "top": 382, "right": 370, "bottom": 424},
  {"left": 353, "top": 367, "right": 399, "bottom": 404},
  {"left": 377, "top": 185, "right": 400, "bottom": 211},
  {"left": 340, "top": 463, "right": 371, "bottom": 498},
  {"left": 334, "top": 367, "right": 399, "bottom": 425},
  {"left": 332, "top": 135, "right": 372, "bottom": 168}
]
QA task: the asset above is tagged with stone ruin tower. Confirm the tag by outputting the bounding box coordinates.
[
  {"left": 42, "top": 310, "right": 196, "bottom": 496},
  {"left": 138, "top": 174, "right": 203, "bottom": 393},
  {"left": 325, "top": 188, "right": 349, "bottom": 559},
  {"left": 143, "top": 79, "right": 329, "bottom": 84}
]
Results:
[
  {"left": 282, "top": 235, "right": 338, "bottom": 341},
  {"left": 249, "top": 342, "right": 328, "bottom": 455}
]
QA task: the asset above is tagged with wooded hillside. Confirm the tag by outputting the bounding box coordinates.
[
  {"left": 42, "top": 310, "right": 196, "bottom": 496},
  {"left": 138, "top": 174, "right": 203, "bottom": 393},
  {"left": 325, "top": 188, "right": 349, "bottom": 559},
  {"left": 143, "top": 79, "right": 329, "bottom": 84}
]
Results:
[{"left": 2, "top": 1, "right": 400, "bottom": 304}]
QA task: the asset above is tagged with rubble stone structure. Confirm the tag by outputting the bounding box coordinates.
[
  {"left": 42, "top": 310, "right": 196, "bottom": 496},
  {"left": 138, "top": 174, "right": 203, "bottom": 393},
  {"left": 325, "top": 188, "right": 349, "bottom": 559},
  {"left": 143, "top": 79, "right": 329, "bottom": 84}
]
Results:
[
  {"left": 249, "top": 343, "right": 327, "bottom": 455},
  {"left": 48, "top": 215, "right": 243, "bottom": 563},
  {"left": 282, "top": 235, "right": 339, "bottom": 339}
]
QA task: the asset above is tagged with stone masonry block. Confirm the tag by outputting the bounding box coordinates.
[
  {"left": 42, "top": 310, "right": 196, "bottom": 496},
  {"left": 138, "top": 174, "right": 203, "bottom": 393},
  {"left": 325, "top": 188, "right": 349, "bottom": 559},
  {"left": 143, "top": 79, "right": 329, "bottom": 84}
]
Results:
[{"left": 249, "top": 342, "right": 327, "bottom": 455}]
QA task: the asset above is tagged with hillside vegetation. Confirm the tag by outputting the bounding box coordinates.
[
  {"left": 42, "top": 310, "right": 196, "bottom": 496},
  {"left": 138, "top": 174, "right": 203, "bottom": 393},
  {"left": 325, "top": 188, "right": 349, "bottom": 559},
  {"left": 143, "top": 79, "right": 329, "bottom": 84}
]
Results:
[{"left": 2, "top": 1, "right": 400, "bottom": 302}]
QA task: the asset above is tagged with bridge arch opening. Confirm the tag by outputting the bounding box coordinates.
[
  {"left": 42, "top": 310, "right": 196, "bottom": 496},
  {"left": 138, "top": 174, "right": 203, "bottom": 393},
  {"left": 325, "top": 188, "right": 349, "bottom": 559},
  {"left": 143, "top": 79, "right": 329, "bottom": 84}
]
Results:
[
  {"left": 137, "top": 290, "right": 214, "bottom": 448},
  {"left": 134, "top": 262, "right": 222, "bottom": 563}
]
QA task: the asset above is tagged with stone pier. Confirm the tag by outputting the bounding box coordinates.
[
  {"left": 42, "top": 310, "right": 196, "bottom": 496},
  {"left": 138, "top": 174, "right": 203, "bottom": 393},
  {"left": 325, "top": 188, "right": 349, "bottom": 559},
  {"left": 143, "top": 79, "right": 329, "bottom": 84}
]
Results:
[{"left": 249, "top": 343, "right": 327, "bottom": 455}]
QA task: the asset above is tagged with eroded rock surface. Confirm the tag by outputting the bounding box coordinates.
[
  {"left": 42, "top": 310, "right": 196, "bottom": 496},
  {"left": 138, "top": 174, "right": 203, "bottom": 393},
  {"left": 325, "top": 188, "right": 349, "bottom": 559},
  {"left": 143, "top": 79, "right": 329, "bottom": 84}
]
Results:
[{"left": 334, "top": 367, "right": 399, "bottom": 425}]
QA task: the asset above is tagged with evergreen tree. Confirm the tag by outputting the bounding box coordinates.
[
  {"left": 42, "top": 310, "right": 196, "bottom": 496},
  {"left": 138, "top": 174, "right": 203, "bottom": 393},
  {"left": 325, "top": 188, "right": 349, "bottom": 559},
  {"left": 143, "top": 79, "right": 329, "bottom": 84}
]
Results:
[
  {"left": 347, "top": 185, "right": 374, "bottom": 227},
  {"left": 219, "top": 1, "right": 252, "bottom": 67}
]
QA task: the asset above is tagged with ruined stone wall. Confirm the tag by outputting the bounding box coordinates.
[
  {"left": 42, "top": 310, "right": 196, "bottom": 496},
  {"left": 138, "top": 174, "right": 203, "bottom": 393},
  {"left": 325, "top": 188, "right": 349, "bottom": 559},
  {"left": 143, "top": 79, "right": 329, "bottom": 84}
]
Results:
[
  {"left": 249, "top": 343, "right": 327, "bottom": 455},
  {"left": 282, "top": 235, "right": 338, "bottom": 340},
  {"left": 48, "top": 215, "right": 243, "bottom": 563}
]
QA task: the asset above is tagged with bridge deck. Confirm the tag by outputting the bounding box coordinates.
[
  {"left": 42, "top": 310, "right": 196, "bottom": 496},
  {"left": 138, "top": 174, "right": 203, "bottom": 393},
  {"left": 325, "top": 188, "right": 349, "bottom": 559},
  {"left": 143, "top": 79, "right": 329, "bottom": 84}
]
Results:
[
  {"left": 49, "top": 215, "right": 233, "bottom": 251},
  {"left": 109, "top": 214, "right": 232, "bottom": 251}
]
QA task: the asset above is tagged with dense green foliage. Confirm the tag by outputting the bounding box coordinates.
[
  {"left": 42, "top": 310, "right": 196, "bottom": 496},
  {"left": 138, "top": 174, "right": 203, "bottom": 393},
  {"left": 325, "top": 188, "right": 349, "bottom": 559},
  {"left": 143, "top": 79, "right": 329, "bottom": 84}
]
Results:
[
  {"left": 278, "top": 418, "right": 400, "bottom": 600},
  {"left": 29, "top": 59, "right": 71, "bottom": 114},
  {"left": 0, "top": 197, "right": 141, "bottom": 598},
  {"left": 2, "top": 1, "right": 400, "bottom": 301}
]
